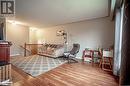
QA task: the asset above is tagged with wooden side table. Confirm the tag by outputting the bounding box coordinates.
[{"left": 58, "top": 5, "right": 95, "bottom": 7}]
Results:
[
  {"left": 82, "top": 49, "right": 93, "bottom": 63},
  {"left": 101, "top": 49, "right": 113, "bottom": 71},
  {"left": 82, "top": 49, "right": 101, "bottom": 66},
  {"left": 91, "top": 50, "right": 101, "bottom": 66}
]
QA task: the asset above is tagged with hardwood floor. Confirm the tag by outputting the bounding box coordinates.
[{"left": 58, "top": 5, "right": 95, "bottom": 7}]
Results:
[{"left": 11, "top": 62, "right": 119, "bottom": 86}]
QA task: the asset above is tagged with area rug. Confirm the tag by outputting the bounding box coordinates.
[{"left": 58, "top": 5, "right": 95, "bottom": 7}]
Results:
[{"left": 11, "top": 55, "right": 66, "bottom": 77}]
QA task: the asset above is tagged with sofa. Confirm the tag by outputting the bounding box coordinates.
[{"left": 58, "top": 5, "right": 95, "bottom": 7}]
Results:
[{"left": 38, "top": 44, "right": 65, "bottom": 58}]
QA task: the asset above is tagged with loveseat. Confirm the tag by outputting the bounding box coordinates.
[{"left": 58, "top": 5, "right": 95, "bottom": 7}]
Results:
[{"left": 38, "top": 44, "right": 65, "bottom": 58}]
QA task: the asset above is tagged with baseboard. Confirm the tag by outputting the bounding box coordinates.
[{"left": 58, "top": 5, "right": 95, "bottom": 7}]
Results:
[
  {"left": 10, "top": 54, "right": 20, "bottom": 57},
  {"left": 76, "top": 57, "right": 82, "bottom": 59}
]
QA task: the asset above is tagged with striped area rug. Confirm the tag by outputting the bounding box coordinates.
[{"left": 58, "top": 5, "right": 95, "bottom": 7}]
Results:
[{"left": 11, "top": 55, "right": 66, "bottom": 77}]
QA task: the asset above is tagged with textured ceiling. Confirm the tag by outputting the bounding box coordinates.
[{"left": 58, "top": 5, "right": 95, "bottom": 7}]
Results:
[{"left": 13, "top": 0, "right": 109, "bottom": 27}]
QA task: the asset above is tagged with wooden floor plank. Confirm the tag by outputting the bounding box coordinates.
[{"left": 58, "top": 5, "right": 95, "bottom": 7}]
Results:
[{"left": 11, "top": 62, "right": 119, "bottom": 86}]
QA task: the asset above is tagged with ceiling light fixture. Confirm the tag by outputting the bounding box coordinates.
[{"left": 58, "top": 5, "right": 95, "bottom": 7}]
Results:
[
  {"left": 7, "top": 20, "right": 24, "bottom": 25},
  {"left": 30, "top": 27, "right": 38, "bottom": 31}
]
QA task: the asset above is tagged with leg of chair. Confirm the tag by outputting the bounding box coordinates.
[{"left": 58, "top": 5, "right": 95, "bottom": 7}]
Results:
[
  {"left": 67, "top": 57, "right": 70, "bottom": 63},
  {"left": 63, "top": 56, "right": 65, "bottom": 60},
  {"left": 102, "top": 57, "right": 105, "bottom": 70},
  {"left": 91, "top": 51, "right": 94, "bottom": 66},
  {"left": 82, "top": 57, "right": 84, "bottom": 62},
  {"left": 92, "top": 57, "right": 94, "bottom": 66},
  {"left": 99, "top": 58, "right": 102, "bottom": 67},
  {"left": 108, "top": 58, "right": 112, "bottom": 69},
  {"left": 67, "top": 56, "right": 78, "bottom": 63},
  {"left": 101, "top": 57, "right": 113, "bottom": 71},
  {"left": 71, "top": 58, "right": 78, "bottom": 63}
]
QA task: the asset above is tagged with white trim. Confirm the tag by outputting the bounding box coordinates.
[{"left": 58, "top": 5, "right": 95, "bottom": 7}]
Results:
[
  {"left": 10, "top": 54, "right": 20, "bottom": 57},
  {"left": 75, "top": 57, "right": 82, "bottom": 59}
]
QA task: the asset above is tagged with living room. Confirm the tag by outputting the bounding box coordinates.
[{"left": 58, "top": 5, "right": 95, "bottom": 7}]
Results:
[
  {"left": 0, "top": 0, "right": 130, "bottom": 86},
  {"left": 6, "top": 17, "right": 114, "bottom": 58}
]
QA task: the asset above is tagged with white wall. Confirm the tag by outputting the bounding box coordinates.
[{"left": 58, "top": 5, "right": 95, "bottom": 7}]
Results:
[
  {"left": 36, "top": 17, "right": 115, "bottom": 58},
  {"left": 29, "top": 27, "right": 38, "bottom": 44},
  {"left": 6, "top": 23, "right": 29, "bottom": 56},
  {"left": 6, "top": 17, "right": 115, "bottom": 58}
]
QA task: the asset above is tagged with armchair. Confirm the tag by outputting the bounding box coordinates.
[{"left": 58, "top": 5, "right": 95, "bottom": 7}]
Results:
[{"left": 64, "top": 44, "right": 80, "bottom": 63}]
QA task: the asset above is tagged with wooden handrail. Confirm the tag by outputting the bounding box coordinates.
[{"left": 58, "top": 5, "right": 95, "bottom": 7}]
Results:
[
  {"left": 20, "top": 45, "right": 31, "bottom": 53},
  {"left": 25, "top": 44, "right": 43, "bottom": 45},
  {"left": 23, "top": 43, "right": 44, "bottom": 57}
]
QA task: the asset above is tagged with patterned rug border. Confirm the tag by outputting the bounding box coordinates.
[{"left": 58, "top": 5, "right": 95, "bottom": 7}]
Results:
[
  {"left": 12, "top": 61, "right": 66, "bottom": 77},
  {"left": 11, "top": 55, "right": 67, "bottom": 77}
]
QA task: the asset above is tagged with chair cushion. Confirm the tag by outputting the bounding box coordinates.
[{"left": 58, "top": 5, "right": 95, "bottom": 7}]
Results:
[{"left": 103, "top": 50, "right": 113, "bottom": 57}]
